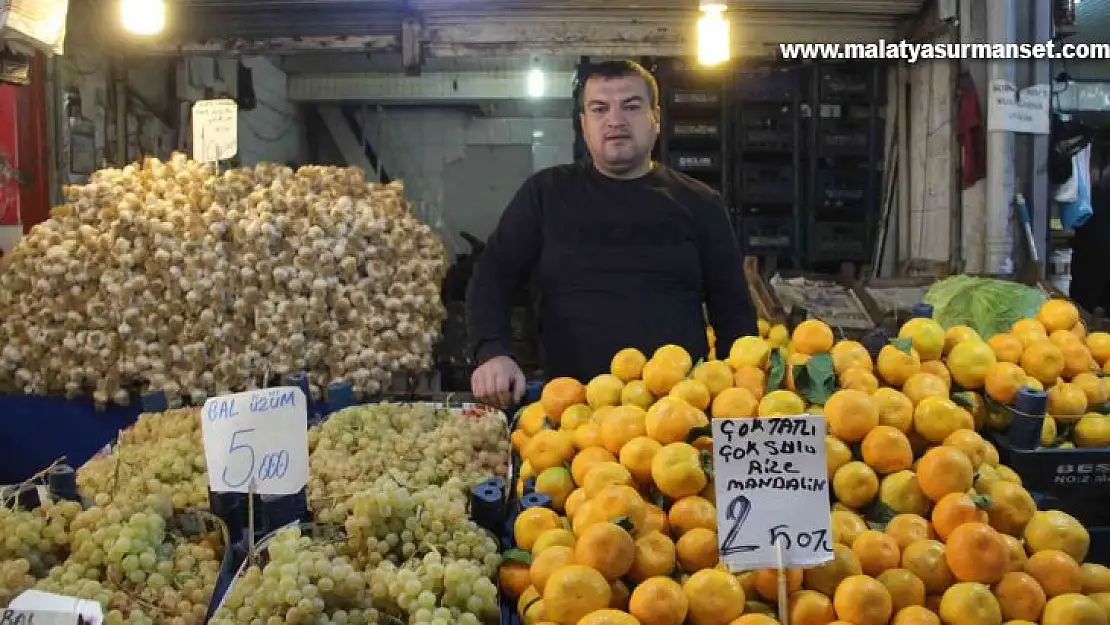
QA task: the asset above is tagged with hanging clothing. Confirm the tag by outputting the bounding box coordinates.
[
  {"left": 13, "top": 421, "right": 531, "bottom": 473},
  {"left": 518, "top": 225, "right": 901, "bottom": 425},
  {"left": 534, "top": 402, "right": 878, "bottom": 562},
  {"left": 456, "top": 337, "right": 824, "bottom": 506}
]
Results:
[
  {"left": 1059, "top": 146, "right": 1093, "bottom": 230},
  {"left": 956, "top": 73, "right": 987, "bottom": 190},
  {"left": 1071, "top": 172, "right": 1110, "bottom": 314}
]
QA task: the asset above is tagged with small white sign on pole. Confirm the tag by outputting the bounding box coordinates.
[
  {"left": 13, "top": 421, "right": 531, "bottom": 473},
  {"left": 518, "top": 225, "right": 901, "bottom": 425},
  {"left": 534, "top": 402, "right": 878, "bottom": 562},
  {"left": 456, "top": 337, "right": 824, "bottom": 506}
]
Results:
[
  {"left": 711, "top": 415, "right": 834, "bottom": 571},
  {"left": 191, "top": 99, "right": 239, "bottom": 163},
  {"left": 199, "top": 387, "right": 309, "bottom": 496},
  {"left": 987, "top": 80, "right": 1051, "bottom": 135}
]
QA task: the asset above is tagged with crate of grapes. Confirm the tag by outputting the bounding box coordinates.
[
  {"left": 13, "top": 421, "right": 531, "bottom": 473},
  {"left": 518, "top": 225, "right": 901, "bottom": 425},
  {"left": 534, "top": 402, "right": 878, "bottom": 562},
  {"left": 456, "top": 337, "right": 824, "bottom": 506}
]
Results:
[{"left": 196, "top": 398, "right": 511, "bottom": 623}]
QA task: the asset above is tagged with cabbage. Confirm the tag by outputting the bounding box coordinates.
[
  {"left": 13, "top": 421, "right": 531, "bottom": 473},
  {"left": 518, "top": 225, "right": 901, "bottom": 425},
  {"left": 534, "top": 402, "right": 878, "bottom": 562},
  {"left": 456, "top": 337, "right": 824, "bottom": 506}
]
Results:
[{"left": 923, "top": 275, "right": 1047, "bottom": 339}]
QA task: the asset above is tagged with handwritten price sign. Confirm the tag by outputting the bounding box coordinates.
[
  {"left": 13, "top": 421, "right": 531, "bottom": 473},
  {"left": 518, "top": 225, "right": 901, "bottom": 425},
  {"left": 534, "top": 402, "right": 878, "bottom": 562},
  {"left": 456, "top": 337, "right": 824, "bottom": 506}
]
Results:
[
  {"left": 200, "top": 387, "right": 309, "bottom": 495},
  {"left": 191, "top": 99, "right": 238, "bottom": 164},
  {"left": 0, "top": 610, "right": 80, "bottom": 625},
  {"left": 711, "top": 415, "right": 834, "bottom": 571}
]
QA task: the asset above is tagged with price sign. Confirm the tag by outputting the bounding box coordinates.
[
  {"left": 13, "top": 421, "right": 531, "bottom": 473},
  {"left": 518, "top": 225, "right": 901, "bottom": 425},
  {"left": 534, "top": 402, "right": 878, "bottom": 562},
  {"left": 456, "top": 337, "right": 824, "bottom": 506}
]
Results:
[
  {"left": 710, "top": 415, "right": 834, "bottom": 571},
  {"left": 200, "top": 387, "right": 309, "bottom": 496},
  {"left": 0, "top": 611, "right": 80, "bottom": 625},
  {"left": 5, "top": 589, "right": 103, "bottom": 624},
  {"left": 191, "top": 99, "right": 238, "bottom": 163}
]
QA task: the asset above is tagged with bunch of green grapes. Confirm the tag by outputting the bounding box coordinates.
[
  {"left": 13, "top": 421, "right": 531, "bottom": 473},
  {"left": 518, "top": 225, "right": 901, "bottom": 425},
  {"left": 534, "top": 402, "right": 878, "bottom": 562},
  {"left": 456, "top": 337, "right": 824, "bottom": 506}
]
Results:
[
  {"left": 77, "top": 409, "right": 209, "bottom": 511},
  {"left": 339, "top": 476, "right": 499, "bottom": 573},
  {"left": 308, "top": 403, "right": 509, "bottom": 519},
  {"left": 0, "top": 558, "right": 34, "bottom": 606},
  {"left": 33, "top": 495, "right": 223, "bottom": 625},
  {"left": 367, "top": 552, "right": 498, "bottom": 624},
  {"left": 208, "top": 525, "right": 377, "bottom": 625},
  {"left": 0, "top": 498, "right": 82, "bottom": 574}
]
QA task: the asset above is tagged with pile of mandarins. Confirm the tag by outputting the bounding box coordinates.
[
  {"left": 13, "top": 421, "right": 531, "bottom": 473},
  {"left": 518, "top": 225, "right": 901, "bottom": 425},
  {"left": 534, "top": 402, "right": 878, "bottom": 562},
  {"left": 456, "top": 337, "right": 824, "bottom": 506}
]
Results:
[{"left": 500, "top": 298, "right": 1110, "bottom": 625}]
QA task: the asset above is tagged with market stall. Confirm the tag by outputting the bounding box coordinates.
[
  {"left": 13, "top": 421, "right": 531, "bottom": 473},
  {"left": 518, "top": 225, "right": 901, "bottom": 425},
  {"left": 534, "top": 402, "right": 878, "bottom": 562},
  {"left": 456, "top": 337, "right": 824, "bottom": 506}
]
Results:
[{"left": 2, "top": 155, "right": 1110, "bottom": 625}]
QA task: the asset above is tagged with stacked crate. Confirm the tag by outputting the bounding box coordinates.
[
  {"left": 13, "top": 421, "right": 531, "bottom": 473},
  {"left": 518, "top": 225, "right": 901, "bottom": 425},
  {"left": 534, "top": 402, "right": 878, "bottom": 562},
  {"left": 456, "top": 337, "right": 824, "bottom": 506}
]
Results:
[
  {"left": 806, "top": 62, "right": 885, "bottom": 266},
  {"left": 732, "top": 63, "right": 807, "bottom": 267},
  {"left": 656, "top": 58, "right": 729, "bottom": 196}
]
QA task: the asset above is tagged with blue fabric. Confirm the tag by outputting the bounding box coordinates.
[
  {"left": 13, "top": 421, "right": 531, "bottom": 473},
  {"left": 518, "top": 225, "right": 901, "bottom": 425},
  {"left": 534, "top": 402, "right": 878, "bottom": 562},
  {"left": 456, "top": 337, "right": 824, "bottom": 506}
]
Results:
[
  {"left": 0, "top": 395, "right": 142, "bottom": 483},
  {"left": 1060, "top": 146, "right": 1093, "bottom": 230}
]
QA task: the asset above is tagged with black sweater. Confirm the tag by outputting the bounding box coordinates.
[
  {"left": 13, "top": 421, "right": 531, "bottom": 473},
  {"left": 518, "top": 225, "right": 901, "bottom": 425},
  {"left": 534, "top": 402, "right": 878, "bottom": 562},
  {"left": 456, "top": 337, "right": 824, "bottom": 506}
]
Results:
[{"left": 465, "top": 161, "right": 757, "bottom": 382}]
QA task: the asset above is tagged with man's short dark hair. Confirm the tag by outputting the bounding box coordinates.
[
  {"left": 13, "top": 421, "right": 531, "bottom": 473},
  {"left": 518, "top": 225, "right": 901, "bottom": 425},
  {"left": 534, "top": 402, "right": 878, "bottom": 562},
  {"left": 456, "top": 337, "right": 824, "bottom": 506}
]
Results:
[{"left": 576, "top": 60, "right": 660, "bottom": 111}]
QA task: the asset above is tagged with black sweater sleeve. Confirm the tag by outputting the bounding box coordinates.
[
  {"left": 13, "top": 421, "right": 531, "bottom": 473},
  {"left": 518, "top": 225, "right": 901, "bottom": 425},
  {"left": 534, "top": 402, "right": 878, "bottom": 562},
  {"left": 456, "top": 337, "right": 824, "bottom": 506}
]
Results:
[
  {"left": 465, "top": 177, "right": 544, "bottom": 364},
  {"left": 693, "top": 195, "right": 758, "bottom": 353}
]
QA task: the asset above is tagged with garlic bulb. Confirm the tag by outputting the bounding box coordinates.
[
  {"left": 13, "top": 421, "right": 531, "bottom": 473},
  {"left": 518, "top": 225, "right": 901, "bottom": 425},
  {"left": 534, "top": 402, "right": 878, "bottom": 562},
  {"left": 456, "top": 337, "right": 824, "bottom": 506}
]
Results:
[{"left": 0, "top": 154, "right": 449, "bottom": 405}]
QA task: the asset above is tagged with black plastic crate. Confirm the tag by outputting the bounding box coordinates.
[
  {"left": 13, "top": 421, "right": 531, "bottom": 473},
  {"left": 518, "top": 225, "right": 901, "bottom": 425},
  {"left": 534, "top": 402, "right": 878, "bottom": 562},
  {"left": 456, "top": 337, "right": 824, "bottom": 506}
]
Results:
[
  {"left": 740, "top": 104, "right": 795, "bottom": 152},
  {"left": 818, "top": 118, "right": 871, "bottom": 156},
  {"left": 737, "top": 202, "right": 795, "bottom": 218},
  {"left": 668, "top": 151, "right": 722, "bottom": 172},
  {"left": 670, "top": 120, "right": 722, "bottom": 140},
  {"left": 739, "top": 162, "right": 794, "bottom": 203},
  {"left": 738, "top": 217, "right": 794, "bottom": 252},
  {"left": 809, "top": 221, "right": 870, "bottom": 261},
  {"left": 987, "top": 430, "right": 1110, "bottom": 495},
  {"left": 818, "top": 64, "right": 877, "bottom": 101},
  {"left": 736, "top": 67, "right": 802, "bottom": 102},
  {"left": 814, "top": 167, "right": 874, "bottom": 214},
  {"left": 671, "top": 90, "right": 722, "bottom": 107}
]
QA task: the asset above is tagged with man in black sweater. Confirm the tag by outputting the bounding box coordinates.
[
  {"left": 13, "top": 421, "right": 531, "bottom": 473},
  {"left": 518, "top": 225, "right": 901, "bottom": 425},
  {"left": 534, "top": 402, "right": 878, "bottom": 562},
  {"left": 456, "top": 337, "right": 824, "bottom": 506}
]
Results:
[{"left": 466, "top": 60, "right": 757, "bottom": 408}]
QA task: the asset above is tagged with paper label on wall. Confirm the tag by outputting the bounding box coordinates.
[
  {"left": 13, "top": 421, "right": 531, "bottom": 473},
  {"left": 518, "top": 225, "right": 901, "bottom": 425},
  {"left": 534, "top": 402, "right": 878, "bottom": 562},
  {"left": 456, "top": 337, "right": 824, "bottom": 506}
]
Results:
[
  {"left": 200, "top": 387, "right": 309, "bottom": 495},
  {"left": 710, "top": 415, "right": 834, "bottom": 571},
  {"left": 988, "top": 80, "right": 1050, "bottom": 135},
  {"left": 191, "top": 99, "right": 238, "bottom": 163}
]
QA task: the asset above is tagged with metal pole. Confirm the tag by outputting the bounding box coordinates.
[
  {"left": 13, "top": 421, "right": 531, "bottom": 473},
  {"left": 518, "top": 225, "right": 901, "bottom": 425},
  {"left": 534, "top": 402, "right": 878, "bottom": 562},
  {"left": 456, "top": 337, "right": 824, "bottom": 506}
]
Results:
[{"left": 984, "top": 0, "right": 1017, "bottom": 274}]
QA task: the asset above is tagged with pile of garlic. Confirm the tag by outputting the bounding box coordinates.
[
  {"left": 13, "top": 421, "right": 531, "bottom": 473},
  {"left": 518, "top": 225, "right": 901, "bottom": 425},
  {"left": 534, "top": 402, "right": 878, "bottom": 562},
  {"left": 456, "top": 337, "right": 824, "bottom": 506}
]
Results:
[{"left": 0, "top": 154, "right": 448, "bottom": 406}]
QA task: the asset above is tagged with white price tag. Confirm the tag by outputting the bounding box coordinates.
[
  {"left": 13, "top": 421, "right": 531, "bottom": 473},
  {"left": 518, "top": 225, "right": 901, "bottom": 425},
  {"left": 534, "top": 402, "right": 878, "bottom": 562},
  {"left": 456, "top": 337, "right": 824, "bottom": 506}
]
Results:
[
  {"left": 0, "top": 611, "right": 79, "bottom": 625},
  {"left": 0, "top": 610, "right": 79, "bottom": 625},
  {"left": 200, "top": 387, "right": 309, "bottom": 495},
  {"left": 710, "top": 415, "right": 834, "bottom": 571},
  {"left": 191, "top": 99, "right": 238, "bottom": 163},
  {"left": 6, "top": 589, "right": 102, "bottom": 624}
]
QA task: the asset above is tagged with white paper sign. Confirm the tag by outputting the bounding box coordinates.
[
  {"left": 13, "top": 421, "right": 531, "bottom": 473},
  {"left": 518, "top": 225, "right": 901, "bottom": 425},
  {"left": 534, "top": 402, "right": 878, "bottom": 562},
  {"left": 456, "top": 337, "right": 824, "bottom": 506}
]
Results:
[
  {"left": 7, "top": 589, "right": 102, "bottom": 624},
  {"left": 988, "top": 80, "right": 1050, "bottom": 135},
  {"left": 711, "top": 415, "right": 834, "bottom": 571},
  {"left": 199, "top": 387, "right": 309, "bottom": 495},
  {"left": 191, "top": 99, "right": 238, "bottom": 163}
]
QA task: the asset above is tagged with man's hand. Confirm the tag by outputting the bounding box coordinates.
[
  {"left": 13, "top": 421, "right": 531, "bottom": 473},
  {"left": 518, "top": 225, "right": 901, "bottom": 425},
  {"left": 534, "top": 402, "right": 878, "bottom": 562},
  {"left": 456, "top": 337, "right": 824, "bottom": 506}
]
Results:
[{"left": 471, "top": 355, "right": 526, "bottom": 409}]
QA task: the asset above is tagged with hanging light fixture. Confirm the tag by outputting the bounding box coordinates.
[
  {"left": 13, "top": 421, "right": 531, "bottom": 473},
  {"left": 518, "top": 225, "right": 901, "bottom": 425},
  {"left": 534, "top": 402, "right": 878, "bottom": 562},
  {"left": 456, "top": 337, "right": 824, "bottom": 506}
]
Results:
[
  {"left": 697, "top": 1, "right": 731, "bottom": 66},
  {"left": 526, "top": 67, "right": 546, "bottom": 99},
  {"left": 120, "top": 0, "right": 166, "bottom": 36}
]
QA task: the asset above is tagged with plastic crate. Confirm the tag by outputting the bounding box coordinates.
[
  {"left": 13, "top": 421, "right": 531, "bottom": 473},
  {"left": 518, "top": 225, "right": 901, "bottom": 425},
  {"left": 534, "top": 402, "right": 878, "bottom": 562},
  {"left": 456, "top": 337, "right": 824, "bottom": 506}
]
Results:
[
  {"left": 738, "top": 217, "right": 794, "bottom": 253},
  {"left": 815, "top": 167, "right": 871, "bottom": 206},
  {"left": 986, "top": 429, "right": 1110, "bottom": 495},
  {"left": 739, "top": 105, "right": 794, "bottom": 152},
  {"left": 668, "top": 151, "right": 722, "bottom": 172},
  {"left": 670, "top": 120, "right": 722, "bottom": 140},
  {"left": 670, "top": 90, "right": 721, "bottom": 108},
  {"left": 818, "top": 118, "right": 871, "bottom": 156},
  {"left": 818, "top": 64, "right": 876, "bottom": 101},
  {"left": 808, "top": 221, "right": 870, "bottom": 261},
  {"left": 739, "top": 162, "right": 794, "bottom": 204},
  {"left": 735, "top": 67, "right": 802, "bottom": 102}
]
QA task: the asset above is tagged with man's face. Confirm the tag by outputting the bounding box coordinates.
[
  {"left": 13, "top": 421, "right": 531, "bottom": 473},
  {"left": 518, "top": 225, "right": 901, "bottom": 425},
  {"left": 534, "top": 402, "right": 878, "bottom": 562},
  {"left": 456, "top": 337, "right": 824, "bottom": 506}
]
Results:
[{"left": 579, "top": 75, "right": 660, "bottom": 177}]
